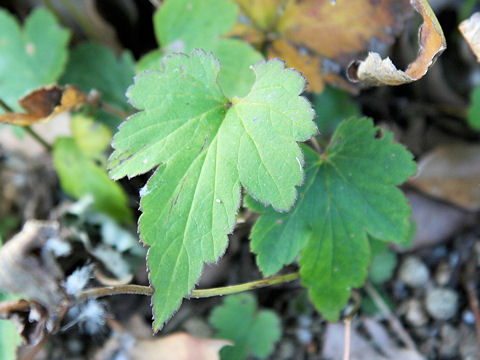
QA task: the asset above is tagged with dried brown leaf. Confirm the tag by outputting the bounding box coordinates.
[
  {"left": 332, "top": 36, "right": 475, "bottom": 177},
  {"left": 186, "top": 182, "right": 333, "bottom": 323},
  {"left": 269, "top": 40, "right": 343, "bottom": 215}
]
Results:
[
  {"left": 0, "top": 299, "right": 48, "bottom": 346},
  {"left": 409, "top": 144, "right": 480, "bottom": 211},
  {"left": 233, "top": 0, "right": 412, "bottom": 92},
  {"left": 348, "top": 0, "right": 446, "bottom": 86},
  {"left": 459, "top": 12, "right": 480, "bottom": 63},
  {"left": 130, "top": 333, "right": 231, "bottom": 360},
  {"left": 0, "top": 85, "right": 86, "bottom": 126},
  {"left": 0, "top": 221, "right": 69, "bottom": 316}
]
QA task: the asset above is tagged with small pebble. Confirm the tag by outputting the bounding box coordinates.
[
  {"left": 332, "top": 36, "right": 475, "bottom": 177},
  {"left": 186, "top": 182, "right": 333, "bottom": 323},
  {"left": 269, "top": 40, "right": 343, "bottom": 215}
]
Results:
[
  {"left": 462, "top": 310, "right": 475, "bottom": 325},
  {"left": 460, "top": 324, "right": 479, "bottom": 360},
  {"left": 398, "top": 256, "right": 430, "bottom": 288},
  {"left": 434, "top": 261, "right": 451, "bottom": 286},
  {"left": 439, "top": 324, "right": 460, "bottom": 358},
  {"left": 296, "top": 328, "right": 313, "bottom": 345},
  {"left": 425, "top": 288, "right": 459, "bottom": 320},
  {"left": 406, "top": 299, "right": 428, "bottom": 327}
]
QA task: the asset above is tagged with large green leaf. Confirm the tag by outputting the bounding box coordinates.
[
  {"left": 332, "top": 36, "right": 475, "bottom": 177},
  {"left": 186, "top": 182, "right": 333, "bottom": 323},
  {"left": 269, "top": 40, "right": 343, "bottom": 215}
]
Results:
[
  {"left": 53, "top": 137, "right": 132, "bottom": 224},
  {"left": 0, "top": 8, "right": 69, "bottom": 111},
  {"left": 150, "top": 0, "right": 263, "bottom": 98},
  {"left": 209, "top": 293, "right": 281, "bottom": 360},
  {"left": 249, "top": 118, "right": 416, "bottom": 320},
  {"left": 109, "top": 50, "right": 316, "bottom": 330},
  {"left": 61, "top": 42, "right": 135, "bottom": 111}
]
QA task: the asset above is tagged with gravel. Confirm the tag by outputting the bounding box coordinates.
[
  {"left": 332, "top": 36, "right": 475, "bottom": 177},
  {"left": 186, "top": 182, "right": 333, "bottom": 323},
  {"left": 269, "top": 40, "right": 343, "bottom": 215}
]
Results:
[
  {"left": 398, "top": 256, "right": 430, "bottom": 288},
  {"left": 425, "top": 288, "right": 459, "bottom": 320}
]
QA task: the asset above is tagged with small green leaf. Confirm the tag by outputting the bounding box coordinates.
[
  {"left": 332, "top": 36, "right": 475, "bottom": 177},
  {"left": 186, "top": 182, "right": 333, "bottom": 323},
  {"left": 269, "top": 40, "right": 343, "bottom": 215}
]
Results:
[
  {"left": 71, "top": 113, "right": 112, "bottom": 157},
  {"left": 54, "top": 137, "right": 132, "bottom": 224},
  {"left": 209, "top": 293, "right": 281, "bottom": 360},
  {"left": 249, "top": 118, "right": 416, "bottom": 320},
  {"left": 61, "top": 42, "right": 135, "bottom": 111},
  {"left": 152, "top": 0, "right": 263, "bottom": 98},
  {"left": 109, "top": 50, "right": 316, "bottom": 330},
  {"left": 369, "top": 249, "right": 397, "bottom": 284},
  {"left": 467, "top": 85, "right": 480, "bottom": 131},
  {"left": 0, "top": 8, "right": 69, "bottom": 110}
]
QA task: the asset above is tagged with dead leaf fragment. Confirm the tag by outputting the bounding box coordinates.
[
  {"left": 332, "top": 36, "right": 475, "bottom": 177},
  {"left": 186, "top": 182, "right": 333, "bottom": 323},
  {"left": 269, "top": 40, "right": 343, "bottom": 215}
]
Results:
[
  {"left": 0, "top": 85, "right": 86, "bottom": 126},
  {"left": 409, "top": 144, "right": 480, "bottom": 211},
  {"left": 233, "top": 0, "right": 412, "bottom": 92},
  {"left": 459, "top": 12, "right": 480, "bottom": 62},
  {"left": 348, "top": 0, "right": 446, "bottom": 86},
  {"left": 0, "top": 221, "right": 68, "bottom": 315},
  {"left": 95, "top": 331, "right": 231, "bottom": 360},
  {"left": 0, "top": 299, "right": 48, "bottom": 346},
  {"left": 131, "top": 333, "right": 231, "bottom": 360}
]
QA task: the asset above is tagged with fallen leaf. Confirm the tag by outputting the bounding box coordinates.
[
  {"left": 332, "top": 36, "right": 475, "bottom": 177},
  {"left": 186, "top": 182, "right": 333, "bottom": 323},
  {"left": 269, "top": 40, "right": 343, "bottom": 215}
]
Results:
[
  {"left": 131, "top": 333, "right": 231, "bottom": 360},
  {"left": 0, "top": 221, "right": 70, "bottom": 344},
  {"left": 0, "top": 85, "right": 86, "bottom": 126},
  {"left": 406, "top": 192, "right": 471, "bottom": 250},
  {"left": 95, "top": 332, "right": 231, "bottom": 360},
  {"left": 409, "top": 144, "right": 480, "bottom": 211},
  {"left": 348, "top": 0, "right": 446, "bottom": 86},
  {"left": 0, "top": 299, "right": 48, "bottom": 346},
  {"left": 459, "top": 12, "right": 480, "bottom": 63},
  {"left": 233, "top": 0, "right": 412, "bottom": 92}
]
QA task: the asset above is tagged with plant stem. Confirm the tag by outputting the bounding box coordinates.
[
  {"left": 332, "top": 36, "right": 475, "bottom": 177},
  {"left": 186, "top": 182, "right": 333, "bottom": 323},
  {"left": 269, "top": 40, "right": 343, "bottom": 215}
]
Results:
[
  {"left": 0, "top": 98, "right": 52, "bottom": 152},
  {"left": 77, "top": 272, "right": 300, "bottom": 302},
  {"left": 365, "top": 282, "right": 418, "bottom": 351},
  {"left": 58, "top": 0, "right": 97, "bottom": 41}
]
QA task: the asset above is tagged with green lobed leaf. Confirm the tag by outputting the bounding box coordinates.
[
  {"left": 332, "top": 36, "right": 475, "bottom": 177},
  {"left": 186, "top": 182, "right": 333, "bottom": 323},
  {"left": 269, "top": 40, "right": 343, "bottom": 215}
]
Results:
[
  {"left": 53, "top": 137, "right": 132, "bottom": 224},
  {"left": 109, "top": 50, "right": 316, "bottom": 330},
  {"left": 0, "top": 7, "right": 69, "bottom": 110},
  {"left": 467, "top": 85, "right": 480, "bottom": 131},
  {"left": 61, "top": 42, "right": 135, "bottom": 112},
  {"left": 249, "top": 118, "right": 416, "bottom": 320},
  {"left": 209, "top": 293, "right": 281, "bottom": 360},
  {"left": 369, "top": 249, "right": 397, "bottom": 284},
  {"left": 151, "top": 0, "right": 263, "bottom": 98}
]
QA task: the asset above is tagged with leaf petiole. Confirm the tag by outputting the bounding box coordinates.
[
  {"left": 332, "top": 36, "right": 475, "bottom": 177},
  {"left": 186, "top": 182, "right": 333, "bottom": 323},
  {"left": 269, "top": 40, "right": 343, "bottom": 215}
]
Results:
[{"left": 76, "top": 272, "right": 300, "bottom": 302}]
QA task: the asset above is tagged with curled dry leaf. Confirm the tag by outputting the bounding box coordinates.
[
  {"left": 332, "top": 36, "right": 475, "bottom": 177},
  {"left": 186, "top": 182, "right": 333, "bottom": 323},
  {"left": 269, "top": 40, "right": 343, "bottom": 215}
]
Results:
[
  {"left": 0, "top": 299, "right": 48, "bottom": 346},
  {"left": 348, "top": 0, "right": 446, "bottom": 86},
  {"left": 409, "top": 144, "right": 480, "bottom": 211},
  {"left": 0, "top": 85, "right": 86, "bottom": 126},
  {"left": 0, "top": 221, "right": 69, "bottom": 343},
  {"left": 233, "top": 0, "right": 412, "bottom": 92},
  {"left": 459, "top": 12, "right": 480, "bottom": 63}
]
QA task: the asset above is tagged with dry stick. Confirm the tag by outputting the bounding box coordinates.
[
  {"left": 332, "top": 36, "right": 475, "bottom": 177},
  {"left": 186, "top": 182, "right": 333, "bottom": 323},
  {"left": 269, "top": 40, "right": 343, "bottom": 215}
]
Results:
[
  {"left": 364, "top": 282, "right": 418, "bottom": 351},
  {"left": 0, "top": 98, "right": 52, "bottom": 152},
  {"left": 462, "top": 254, "right": 480, "bottom": 351},
  {"left": 343, "top": 291, "right": 361, "bottom": 360},
  {"left": 77, "top": 272, "right": 300, "bottom": 302}
]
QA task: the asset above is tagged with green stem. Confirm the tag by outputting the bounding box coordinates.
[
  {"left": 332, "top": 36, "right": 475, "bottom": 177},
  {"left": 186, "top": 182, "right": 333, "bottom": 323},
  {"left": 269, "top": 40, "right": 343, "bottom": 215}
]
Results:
[
  {"left": 77, "top": 272, "right": 300, "bottom": 302},
  {"left": 0, "top": 98, "right": 52, "bottom": 152}
]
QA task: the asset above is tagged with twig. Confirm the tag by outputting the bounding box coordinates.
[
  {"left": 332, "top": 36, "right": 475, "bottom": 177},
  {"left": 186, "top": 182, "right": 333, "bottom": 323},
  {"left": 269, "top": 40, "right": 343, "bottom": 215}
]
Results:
[
  {"left": 77, "top": 272, "right": 300, "bottom": 302},
  {"left": 100, "top": 102, "right": 129, "bottom": 119},
  {"left": 364, "top": 282, "right": 418, "bottom": 351},
  {"left": 343, "top": 291, "right": 361, "bottom": 360},
  {"left": 58, "top": 0, "right": 97, "bottom": 41},
  {"left": 462, "top": 253, "right": 480, "bottom": 351},
  {"left": 0, "top": 98, "right": 52, "bottom": 152}
]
